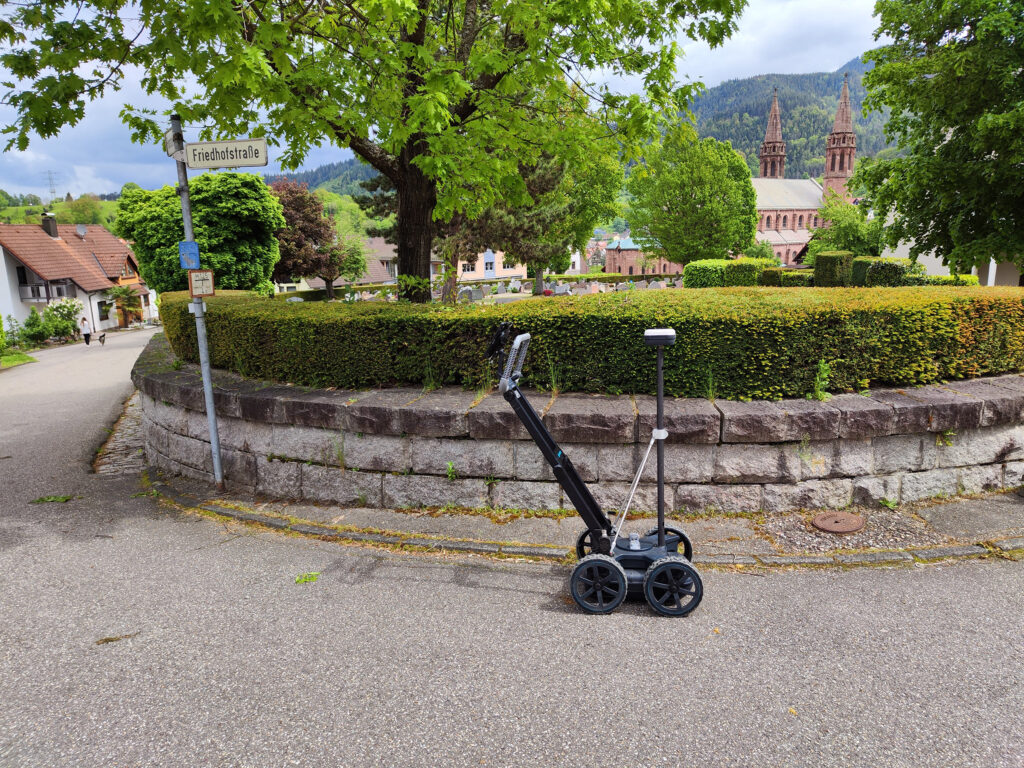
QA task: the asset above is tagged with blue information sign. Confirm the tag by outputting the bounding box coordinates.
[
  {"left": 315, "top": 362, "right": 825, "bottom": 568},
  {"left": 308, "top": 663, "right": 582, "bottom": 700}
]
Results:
[{"left": 179, "top": 241, "right": 201, "bottom": 270}]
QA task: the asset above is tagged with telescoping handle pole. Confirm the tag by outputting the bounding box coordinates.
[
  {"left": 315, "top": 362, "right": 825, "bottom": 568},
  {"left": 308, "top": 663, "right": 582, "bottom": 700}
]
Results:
[{"left": 644, "top": 328, "right": 676, "bottom": 548}]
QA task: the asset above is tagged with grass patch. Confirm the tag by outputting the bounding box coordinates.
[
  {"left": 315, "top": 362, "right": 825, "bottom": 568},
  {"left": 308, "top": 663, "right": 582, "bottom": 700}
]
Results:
[
  {"left": 29, "top": 494, "right": 78, "bottom": 504},
  {"left": 1, "top": 351, "right": 36, "bottom": 369}
]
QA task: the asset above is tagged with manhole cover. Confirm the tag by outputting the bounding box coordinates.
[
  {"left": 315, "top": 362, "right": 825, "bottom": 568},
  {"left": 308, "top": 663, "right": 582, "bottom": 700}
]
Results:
[{"left": 812, "top": 511, "right": 865, "bottom": 534}]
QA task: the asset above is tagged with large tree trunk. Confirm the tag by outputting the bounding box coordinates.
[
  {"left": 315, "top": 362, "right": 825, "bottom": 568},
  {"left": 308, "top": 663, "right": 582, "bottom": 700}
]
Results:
[
  {"left": 324, "top": 279, "right": 335, "bottom": 299},
  {"left": 534, "top": 270, "right": 544, "bottom": 295},
  {"left": 395, "top": 158, "right": 437, "bottom": 303}
]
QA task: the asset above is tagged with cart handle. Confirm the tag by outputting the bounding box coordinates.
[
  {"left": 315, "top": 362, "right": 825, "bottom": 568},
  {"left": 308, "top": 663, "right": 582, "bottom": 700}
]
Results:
[{"left": 499, "top": 333, "right": 531, "bottom": 393}]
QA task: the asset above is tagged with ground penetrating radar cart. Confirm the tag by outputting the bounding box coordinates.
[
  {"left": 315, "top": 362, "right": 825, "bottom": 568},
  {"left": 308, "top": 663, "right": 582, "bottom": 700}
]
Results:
[{"left": 488, "top": 324, "right": 703, "bottom": 616}]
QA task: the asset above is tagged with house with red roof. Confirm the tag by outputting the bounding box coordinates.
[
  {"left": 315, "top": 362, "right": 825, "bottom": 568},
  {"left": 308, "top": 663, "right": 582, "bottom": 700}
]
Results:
[{"left": 0, "top": 214, "right": 157, "bottom": 331}]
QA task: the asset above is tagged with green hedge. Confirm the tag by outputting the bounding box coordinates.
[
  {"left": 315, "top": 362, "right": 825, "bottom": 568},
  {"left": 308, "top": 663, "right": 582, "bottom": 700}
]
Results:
[
  {"left": 928, "top": 274, "right": 980, "bottom": 286},
  {"left": 781, "top": 270, "right": 814, "bottom": 287},
  {"left": 814, "top": 251, "right": 855, "bottom": 287},
  {"left": 547, "top": 273, "right": 624, "bottom": 283},
  {"left": 851, "top": 257, "right": 877, "bottom": 287},
  {"left": 866, "top": 258, "right": 927, "bottom": 287},
  {"left": 161, "top": 287, "right": 1024, "bottom": 400},
  {"left": 758, "top": 267, "right": 784, "bottom": 287},
  {"left": 682, "top": 260, "right": 727, "bottom": 288}
]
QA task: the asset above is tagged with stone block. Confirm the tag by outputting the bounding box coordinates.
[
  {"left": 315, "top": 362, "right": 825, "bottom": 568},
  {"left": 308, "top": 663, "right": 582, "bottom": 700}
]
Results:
[
  {"left": 237, "top": 386, "right": 294, "bottom": 424},
  {"left": 216, "top": 417, "right": 273, "bottom": 455},
  {"left": 935, "top": 425, "right": 1024, "bottom": 468},
  {"left": 762, "top": 479, "right": 852, "bottom": 512},
  {"left": 865, "top": 390, "right": 931, "bottom": 434},
  {"left": 382, "top": 474, "right": 489, "bottom": 509},
  {"left": 544, "top": 393, "right": 636, "bottom": 444},
  {"left": 256, "top": 456, "right": 301, "bottom": 498},
  {"left": 588, "top": 482, "right": 658, "bottom": 513},
  {"left": 596, "top": 444, "right": 638, "bottom": 482},
  {"left": 793, "top": 439, "right": 871, "bottom": 480},
  {"left": 164, "top": 431, "right": 213, "bottom": 472},
  {"left": 271, "top": 424, "right": 343, "bottom": 465},
  {"left": 777, "top": 399, "right": 840, "bottom": 441},
  {"left": 492, "top": 480, "right": 561, "bottom": 510},
  {"left": 409, "top": 437, "right": 514, "bottom": 478},
  {"left": 514, "top": 441, "right": 597, "bottom": 482},
  {"left": 714, "top": 444, "right": 799, "bottom": 483},
  {"left": 143, "top": 395, "right": 188, "bottom": 435},
  {"left": 674, "top": 484, "right": 762, "bottom": 513},
  {"left": 640, "top": 444, "right": 715, "bottom": 484},
  {"left": 852, "top": 475, "right": 901, "bottom": 506},
  {"left": 467, "top": 390, "right": 548, "bottom": 440},
  {"left": 394, "top": 387, "right": 477, "bottom": 437},
  {"left": 958, "top": 464, "right": 1003, "bottom": 494},
  {"left": 873, "top": 433, "right": 937, "bottom": 473},
  {"left": 301, "top": 464, "right": 383, "bottom": 506},
  {"left": 829, "top": 394, "right": 895, "bottom": 439},
  {"left": 943, "top": 381, "right": 1024, "bottom": 427},
  {"left": 280, "top": 390, "right": 350, "bottom": 430},
  {"left": 716, "top": 400, "right": 788, "bottom": 443},
  {"left": 343, "top": 433, "right": 410, "bottom": 472},
  {"left": 1004, "top": 461, "right": 1024, "bottom": 487},
  {"left": 909, "top": 545, "right": 988, "bottom": 561},
  {"left": 836, "top": 551, "right": 912, "bottom": 565},
  {"left": 635, "top": 396, "right": 720, "bottom": 444},
  {"left": 900, "top": 468, "right": 958, "bottom": 502},
  {"left": 901, "top": 386, "right": 982, "bottom": 432},
  {"left": 222, "top": 448, "right": 257, "bottom": 488},
  {"left": 342, "top": 388, "right": 425, "bottom": 435}
]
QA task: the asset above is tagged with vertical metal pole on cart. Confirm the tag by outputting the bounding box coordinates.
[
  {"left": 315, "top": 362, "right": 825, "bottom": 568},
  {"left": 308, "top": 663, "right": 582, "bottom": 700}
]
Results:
[
  {"left": 656, "top": 345, "right": 665, "bottom": 548},
  {"left": 170, "top": 114, "right": 224, "bottom": 490}
]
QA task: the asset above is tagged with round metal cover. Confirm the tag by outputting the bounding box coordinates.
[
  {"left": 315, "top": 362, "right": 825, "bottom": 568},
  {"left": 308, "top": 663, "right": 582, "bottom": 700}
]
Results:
[{"left": 812, "top": 511, "right": 865, "bottom": 534}]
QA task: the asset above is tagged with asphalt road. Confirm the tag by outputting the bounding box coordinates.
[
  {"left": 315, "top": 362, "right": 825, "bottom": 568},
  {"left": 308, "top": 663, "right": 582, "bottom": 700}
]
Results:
[{"left": 1, "top": 332, "right": 1022, "bottom": 768}]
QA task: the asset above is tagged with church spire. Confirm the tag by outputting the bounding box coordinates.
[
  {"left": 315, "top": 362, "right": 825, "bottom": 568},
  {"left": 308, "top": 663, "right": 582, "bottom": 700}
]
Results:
[
  {"left": 824, "top": 73, "right": 857, "bottom": 200},
  {"left": 759, "top": 87, "right": 786, "bottom": 178}
]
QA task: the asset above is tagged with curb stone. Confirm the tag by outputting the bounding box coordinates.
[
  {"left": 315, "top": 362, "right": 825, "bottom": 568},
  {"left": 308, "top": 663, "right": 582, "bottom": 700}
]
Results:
[{"left": 149, "top": 480, "right": 1015, "bottom": 569}]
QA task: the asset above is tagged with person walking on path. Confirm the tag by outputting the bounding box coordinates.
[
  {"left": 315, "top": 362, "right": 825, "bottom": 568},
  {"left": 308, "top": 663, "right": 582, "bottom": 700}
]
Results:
[{"left": 80, "top": 317, "right": 92, "bottom": 346}]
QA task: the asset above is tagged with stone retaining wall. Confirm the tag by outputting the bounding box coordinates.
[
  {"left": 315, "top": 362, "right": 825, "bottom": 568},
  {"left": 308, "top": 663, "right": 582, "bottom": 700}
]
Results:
[{"left": 133, "top": 335, "right": 1024, "bottom": 513}]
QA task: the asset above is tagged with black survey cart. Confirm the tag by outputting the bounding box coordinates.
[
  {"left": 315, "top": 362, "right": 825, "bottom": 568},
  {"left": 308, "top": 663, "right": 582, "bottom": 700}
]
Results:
[{"left": 488, "top": 324, "right": 703, "bottom": 616}]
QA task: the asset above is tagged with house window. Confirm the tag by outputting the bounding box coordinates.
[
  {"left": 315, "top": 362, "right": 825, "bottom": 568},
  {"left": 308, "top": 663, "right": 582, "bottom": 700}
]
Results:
[
  {"left": 461, "top": 262, "right": 473, "bottom": 273},
  {"left": 628, "top": 266, "right": 634, "bottom": 275},
  {"left": 814, "top": 217, "right": 820, "bottom": 227},
  {"left": 503, "top": 257, "right": 516, "bottom": 269},
  {"left": 120, "top": 263, "right": 136, "bottom": 278},
  {"left": 831, "top": 155, "right": 836, "bottom": 172},
  {"left": 662, "top": 264, "right": 667, "bottom": 273},
  {"left": 839, "top": 154, "right": 844, "bottom": 171},
  {"left": 484, "top": 260, "right": 494, "bottom": 271},
  {"left": 53, "top": 283, "right": 67, "bottom": 297},
  {"left": 798, "top": 215, "right": 804, "bottom": 228},
  {"left": 16, "top": 265, "right": 28, "bottom": 285},
  {"left": 766, "top": 216, "right": 772, "bottom": 229},
  {"left": 782, "top": 216, "right": 788, "bottom": 228},
  {"left": 98, "top": 301, "right": 111, "bottom": 321},
  {"left": 141, "top": 294, "right": 150, "bottom": 306}
]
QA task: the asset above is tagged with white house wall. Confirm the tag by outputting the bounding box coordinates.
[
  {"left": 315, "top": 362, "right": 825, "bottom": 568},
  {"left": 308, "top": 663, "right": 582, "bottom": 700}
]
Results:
[{"left": 1, "top": 251, "right": 26, "bottom": 325}]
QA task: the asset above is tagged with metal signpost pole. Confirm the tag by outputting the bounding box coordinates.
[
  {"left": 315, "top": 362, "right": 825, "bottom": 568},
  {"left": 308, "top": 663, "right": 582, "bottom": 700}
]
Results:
[{"left": 170, "top": 114, "right": 224, "bottom": 490}]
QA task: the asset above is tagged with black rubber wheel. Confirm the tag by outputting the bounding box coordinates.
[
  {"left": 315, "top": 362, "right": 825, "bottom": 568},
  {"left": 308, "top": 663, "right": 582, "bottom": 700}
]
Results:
[
  {"left": 569, "top": 554, "right": 628, "bottom": 614},
  {"left": 575, "top": 528, "right": 611, "bottom": 558},
  {"left": 645, "top": 527, "right": 694, "bottom": 561},
  {"left": 643, "top": 556, "right": 703, "bottom": 617}
]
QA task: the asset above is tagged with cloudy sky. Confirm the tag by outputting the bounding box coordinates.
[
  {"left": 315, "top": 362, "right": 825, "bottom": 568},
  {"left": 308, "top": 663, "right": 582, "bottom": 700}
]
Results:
[{"left": 0, "top": 0, "right": 881, "bottom": 200}]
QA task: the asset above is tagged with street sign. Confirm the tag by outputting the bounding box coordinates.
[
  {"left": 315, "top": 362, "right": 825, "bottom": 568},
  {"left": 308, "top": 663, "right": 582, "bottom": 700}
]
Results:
[
  {"left": 188, "top": 269, "right": 215, "bottom": 298},
  {"left": 179, "top": 240, "right": 201, "bottom": 269},
  {"left": 185, "top": 138, "right": 269, "bottom": 170}
]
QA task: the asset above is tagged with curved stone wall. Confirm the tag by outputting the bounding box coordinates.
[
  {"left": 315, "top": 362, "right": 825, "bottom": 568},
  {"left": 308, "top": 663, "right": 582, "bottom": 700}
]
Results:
[{"left": 133, "top": 335, "right": 1024, "bottom": 513}]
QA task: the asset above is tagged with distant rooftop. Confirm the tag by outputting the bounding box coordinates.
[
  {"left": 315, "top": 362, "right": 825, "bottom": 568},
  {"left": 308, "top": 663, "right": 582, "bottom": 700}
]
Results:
[{"left": 752, "top": 178, "right": 824, "bottom": 210}]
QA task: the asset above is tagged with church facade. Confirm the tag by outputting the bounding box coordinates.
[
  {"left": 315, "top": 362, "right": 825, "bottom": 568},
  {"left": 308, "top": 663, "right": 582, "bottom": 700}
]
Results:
[{"left": 754, "top": 76, "right": 856, "bottom": 264}]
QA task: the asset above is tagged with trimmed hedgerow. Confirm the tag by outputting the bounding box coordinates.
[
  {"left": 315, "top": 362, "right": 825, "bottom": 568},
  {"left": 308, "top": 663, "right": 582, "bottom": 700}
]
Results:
[
  {"left": 682, "top": 260, "right": 727, "bottom": 288},
  {"left": 781, "top": 270, "right": 814, "bottom": 287},
  {"left": 928, "top": 274, "right": 980, "bottom": 286},
  {"left": 866, "top": 258, "right": 928, "bottom": 287},
  {"left": 161, "top": 287, "right": 1024, "bottom": 401},
  {"left": 851, "top": 257, "right": 878, "bottom": 287},
  {"left": 758, "top": 267, "right": 784, "bottom": 286},
  {"left": 814, "top": 251, "right": 855, "bottom": 287}
]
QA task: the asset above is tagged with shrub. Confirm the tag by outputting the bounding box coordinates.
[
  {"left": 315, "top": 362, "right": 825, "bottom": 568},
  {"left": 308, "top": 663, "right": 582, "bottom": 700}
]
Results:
[
  {"left": 927, "top": 274, "right": 980, "bottom": 286},
  {"left": 43, "top": 298, "right": 83, "bottom": 340},
  {"left": 0, "top": 324, "right": 6, "bottom": 354},
  {"left": 758, "top": 267, "right": 784, "bottom": 287},
  {"left": 161, "top": 287, "right": 1024, "bottom": 401},
  {"left": 865, "top": 258, "right": 928, "bottom": 287},
  {"left": 723, "top": 257, "right": 776, "bottom": 287},
  {"left": 813, "top": 251, "right": 855, "bottom": 287},
  {"left": 851, "top": 257, "right": 879, "bottom": 287},
  {"left": 20, "top": 307, "right": 51, "bottom": 345},
  {"left": 781, "top": 271, "right": 814, "bottom": 287},
  {"left": 682, "top": 260, "right": 727, "bottom": 288}
]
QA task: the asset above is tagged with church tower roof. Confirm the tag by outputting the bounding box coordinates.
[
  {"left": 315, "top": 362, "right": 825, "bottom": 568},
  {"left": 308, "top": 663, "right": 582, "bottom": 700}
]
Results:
[
  {"left": 831, "top": 73, "right": 854, "bottom": 134},
  {"left": 759, "top": 87, "right": 786, "bottom": 179},
  {"left": 764, "top": 88, "right": 784, "bottom": 144}
]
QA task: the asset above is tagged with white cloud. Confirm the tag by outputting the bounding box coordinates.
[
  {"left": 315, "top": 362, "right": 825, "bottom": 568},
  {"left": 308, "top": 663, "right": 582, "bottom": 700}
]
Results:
[{"left": 0, "top": 0, "right": 882, "bottom": 199}]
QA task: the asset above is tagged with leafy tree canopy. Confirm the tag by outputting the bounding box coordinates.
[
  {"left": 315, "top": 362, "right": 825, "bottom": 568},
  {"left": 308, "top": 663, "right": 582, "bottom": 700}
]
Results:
[
  {"left": 855, "top": 0, "right": 1024, "bottom": 272},
  {"left": 270, "top": 180, "right": 335, "bottom": 283},
  {"left": 114, "top": 173, "right": 285, "bottom": 294},
  {"left": 805, "top": 192, "right": 883, "bottom": 264},
  {"left": 628, "top": 123, "right": 757, "bottom": 263},
  {"left": 0, "top": 0, "right": 745, "bottom": 299}
]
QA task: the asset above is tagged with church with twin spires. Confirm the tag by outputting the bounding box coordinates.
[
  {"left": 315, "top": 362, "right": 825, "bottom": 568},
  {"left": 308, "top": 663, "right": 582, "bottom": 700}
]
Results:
[{"left": 753, "top": 74, "right": 857, "bottom": 263}]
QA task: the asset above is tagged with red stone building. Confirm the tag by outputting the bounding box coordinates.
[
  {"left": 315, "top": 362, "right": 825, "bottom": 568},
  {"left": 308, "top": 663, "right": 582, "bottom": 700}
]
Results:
[
  {"left": 754, "top": 75, "right": 856, "bottom": 264},
  {"left": 603, "top": 237, "right": 685, "bottom": 278}
]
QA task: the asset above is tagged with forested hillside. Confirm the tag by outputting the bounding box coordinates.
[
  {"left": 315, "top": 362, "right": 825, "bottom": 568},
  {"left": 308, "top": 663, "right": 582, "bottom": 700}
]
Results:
[
  {"left": 265, "top": 157, "right": 377, "bottom": 196},
  {"left": 691, "top": 56, "right": 892, "bottom": 178}
]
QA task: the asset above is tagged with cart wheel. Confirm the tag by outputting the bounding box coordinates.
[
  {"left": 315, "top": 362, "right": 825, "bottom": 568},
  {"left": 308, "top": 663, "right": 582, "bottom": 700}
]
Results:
[
  {"left": 575, "top": 528, "right": 611, "bottom": 558},
  {"left": 570, "top": 555, "right": 628, "bottom": 614},
  {"left": 643, "top": 556, "right": 703, "bottom": 617},
  {"left": 645, "top": 527, "right": 694, "bottom": 561}
]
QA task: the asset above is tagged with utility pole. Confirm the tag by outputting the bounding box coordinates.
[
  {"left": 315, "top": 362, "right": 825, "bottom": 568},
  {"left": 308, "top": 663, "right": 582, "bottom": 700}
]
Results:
[{"left": 168, "top": 114, "right": 225, "bottom": 490}]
